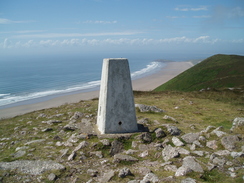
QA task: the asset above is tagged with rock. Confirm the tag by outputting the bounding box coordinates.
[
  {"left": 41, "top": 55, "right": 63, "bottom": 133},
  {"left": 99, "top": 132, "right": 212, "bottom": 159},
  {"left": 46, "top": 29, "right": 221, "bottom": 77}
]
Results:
[
  {"left": 182, "top": 156, "right": 203, "bottom": 173},
  {"left": 113, "top": 154, "right": 138, "bottom": 163},
  {"left": 63, "top": 124, "right": 77, "bottom": 131},
  {"left": 141, "top": 132, "right": 152, "bottom": 143},
  {"left": 128, "top": 180, "right": 140, "bottom": 183},
  {"left": 140, "top": 173, "right": 159, "bottom": 183},
  {"left": 125, "top": 149, "right": 138, "bottom": 155},
  {"left": 48, "top": 173, "right": 57, "bottom": 181},
  {"left": 100, "top": 139, "right": 111, "bottom": 146},
  {"left": 110, "top": 140, "right": 124, "bottom": 156},
  {"left": 230, "top": 151, "right": 244, "bottom": 158},
  {"left": 231, "top": 117, "right": 244, "bottom": 131},
  {"left": 42, "top": 128, "right": 53, "bottom": 132},
  {"left": 15, "top": 146, "right": 29, "bottom": 151},
  {"left": 138, "top": 118, "right": 149, "bottom": 124},
  {"left": 211, "top": 130, "right": 227, "bottom": 137},
  {"left": 87, "top": 169, "right": 98, "bottom": 177},
  {"left": 25, "top": 139, "right": 45, "bottom": 145},
  {"left": 37, "top": 113, "right": 47, "bottom": 119},
  {"left": 162, "top": 144, "right": 180, "bottom": 161},
  {"left": 139, "top": 150, "right": 149, "bottom": 158},
  {"left": 100, "top": 170, "right": 115, "bottom": 182},
  {"left": 12, "top": 150, "right": 26, "bottom": 158},
  {"left": 161, "top": 176, "right": 175, "bottom": 182},
  {"left": 192, "top": 151, "right": 204, "bottom": 156},
  {"left": 190, "top": 143, "right": 196, "bottom": 151},
  {"left": 214, "top": 150, "right": 230, "bottom": 156},
  {"left": 181, "top": 133, "right": 200, "bottom": 144},
  {"left": 212, "top": 157, "right": 226, "bottom": 166},
  {"left": 207, "top": 163, "right": 216, "bottom": 171},
  {"left": 70, "top": 111, "right": 83, "bottom": 120},
  {"left": 163, "top": 115, "right": 178, "bottom": 123},
  {"left": 198, "top": 136, "right": 206, "bottom": 142},
  {"left": 68, "top": 151, "right": 76, "bottom": 161},
  {"left": 56, "top": 141, "right": 63, "bottom": 146},
  {"left": 164, "top": 165, "right": 177, "bottom": 172},
  {"left": 206, "top": 140, "right": 218, "bottom": 150},
  {"left": 90, "top": 151, "right": 103, "bottom": 158},
  {"left": 135, "top": 104, "right": 164, "bottom": 113},
  {"left": 176, "top": 147, "right": 190, "bottom": 155},
  {"left": 42, "top": 120, "right": 62, "bottom": 125},
  {"left": 181, "top": 178, "right": 196, "bottom": 183},
  {"left": 202, "top": 125, "right": 215, "bottom": 133},
  {"left": 0, "top": 160, "right": 65, "bottom": 175},
  {"left": 175, "top": 166, "right": 193, "bottom": 177},
  {"left": 73, "top": 141, "right": 89, "bottom": 152},
  {"left": 193, "top": 140, "right": 203, "bottom": 147},
  {"left": 60, "top": 148, "right": 69, "bottom": 158},
  {"left": 166, "top": 125, "right": 181, "bottom": 136},
  {"left": 118, "top": 167, "right": 132, "bottom": 178},
  {"left": 221, "top": 135, "right": 240, "bottom": 151},
  {"left": 154, "top": 128, "right": 166, "bottom": 138},
  {"left": 172, "top": 136, "right": 184, "bottom": 146}
]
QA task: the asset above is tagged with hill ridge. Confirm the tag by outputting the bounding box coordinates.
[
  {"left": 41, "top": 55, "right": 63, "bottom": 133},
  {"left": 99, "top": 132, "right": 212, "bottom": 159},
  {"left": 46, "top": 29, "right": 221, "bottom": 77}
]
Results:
[{"left": 155, "top": 54, "right": 244, "bottom": 92}]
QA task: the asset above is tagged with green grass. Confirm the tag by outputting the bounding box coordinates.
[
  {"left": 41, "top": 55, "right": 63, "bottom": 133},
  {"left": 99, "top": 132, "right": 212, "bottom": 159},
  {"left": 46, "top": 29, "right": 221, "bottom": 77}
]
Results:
[{"left": 155, "top": 54, "right": 244, "bottom": 92}]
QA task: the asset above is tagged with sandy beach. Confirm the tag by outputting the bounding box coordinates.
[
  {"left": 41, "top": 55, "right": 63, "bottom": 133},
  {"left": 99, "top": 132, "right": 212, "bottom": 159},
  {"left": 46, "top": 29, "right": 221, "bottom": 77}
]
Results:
[{"left": 0, "top": 61, "right": 193, "bottom": 119}]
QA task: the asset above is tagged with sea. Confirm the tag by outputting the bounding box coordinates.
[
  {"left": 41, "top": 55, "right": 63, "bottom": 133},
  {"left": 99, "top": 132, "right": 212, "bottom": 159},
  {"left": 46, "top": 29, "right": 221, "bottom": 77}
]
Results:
[{"left": 0, "top": 53, "right": 201, "bottom": 109}]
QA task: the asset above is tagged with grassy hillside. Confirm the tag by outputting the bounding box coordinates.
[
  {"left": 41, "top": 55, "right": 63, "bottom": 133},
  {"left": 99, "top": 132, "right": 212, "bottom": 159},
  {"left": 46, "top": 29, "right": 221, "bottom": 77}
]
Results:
[{"left": 154, "top": 54, "right": 244, "bottom": 92}]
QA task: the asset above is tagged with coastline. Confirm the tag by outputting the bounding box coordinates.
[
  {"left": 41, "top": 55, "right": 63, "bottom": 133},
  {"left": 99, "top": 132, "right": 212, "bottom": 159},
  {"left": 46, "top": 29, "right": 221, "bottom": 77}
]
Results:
[{"left": 0, "top": 61, "right": 193, "bottom": 119}]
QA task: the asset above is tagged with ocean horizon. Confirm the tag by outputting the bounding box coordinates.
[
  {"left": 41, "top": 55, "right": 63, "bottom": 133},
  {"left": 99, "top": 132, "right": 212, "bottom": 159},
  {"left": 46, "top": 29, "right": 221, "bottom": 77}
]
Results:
[{"left": 0, "top": 53, "right": 204, "bottom": 109}]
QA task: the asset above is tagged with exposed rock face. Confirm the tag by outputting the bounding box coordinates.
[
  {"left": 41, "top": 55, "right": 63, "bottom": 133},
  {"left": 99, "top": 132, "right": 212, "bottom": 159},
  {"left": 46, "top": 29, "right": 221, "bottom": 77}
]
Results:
[
  {"left": 181, "top": 133, "right": 200, "bottom": 144},
  {"left": 175, "top": 166, "right": 193, "bottom": 177},
  {"left": 113, "top": 154, "right": 139, "bottom": 163},
  {"left": 140, "top": 173, "right": 159, "bottom": 183},
  {"left": 118, "top": 167, "right": 132, "bottom": 178},
  {"left": 162, "top": 144, "right": 180, "bottom": 161},
  {"left": 163, "top": 115, "right": 178, "bottom": 123},
  {"left": 0, "top": 160, "right": 65, "bottom": 175},
  {"left": 231, "top": 117, "right": 244, "bottom": 131},
  {"left": 165, "top": 125, "right": 181, "bottom": 136},
  {"left": 172, "top": 136, "right": 184, "bottom": 146},
  {"left": 206, "top": 140, "right": 218, "bottom": 150},
  {"left": 110, "top": 140, "right": 124, "bottom": 156},
  {"left": 221, "top": 135, "right": 240, "bottom": 150},
  {"left": 135, "top": 104, "right": 164, "bottom": 113},
  {"left": 182, "top": 156, "right": 203, "bottom": 173},
  {"left": 154, "top": 128, "right": 166, "bottom": 138},
  {"left": 100, "top": 170, "right": 115, "bottom": 183}
]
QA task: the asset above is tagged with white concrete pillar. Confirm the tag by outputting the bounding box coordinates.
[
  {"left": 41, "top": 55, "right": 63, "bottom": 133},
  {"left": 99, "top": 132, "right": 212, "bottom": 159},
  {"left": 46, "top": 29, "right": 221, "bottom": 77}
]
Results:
[{"left": 97, "top": 58, "right": 138, "bottom": 134}]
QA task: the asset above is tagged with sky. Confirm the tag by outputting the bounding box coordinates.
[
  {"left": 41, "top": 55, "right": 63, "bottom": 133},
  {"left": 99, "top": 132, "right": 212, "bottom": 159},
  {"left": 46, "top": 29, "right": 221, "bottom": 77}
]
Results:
[{"left": 1, "top": 0, "right": 244, "bottom": 60}]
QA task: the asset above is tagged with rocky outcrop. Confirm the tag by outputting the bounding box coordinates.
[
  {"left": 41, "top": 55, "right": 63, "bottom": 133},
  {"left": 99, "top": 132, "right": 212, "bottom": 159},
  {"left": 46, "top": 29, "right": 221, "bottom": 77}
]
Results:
[
  {"left": 135, "top": 104, "right": 164, "bottom": 113},
  {"left": 0, "top": 104, "right": 243, "bottom": 183},
  {"left": 0, "top": 160, "right": 65, "bottom": 175}
]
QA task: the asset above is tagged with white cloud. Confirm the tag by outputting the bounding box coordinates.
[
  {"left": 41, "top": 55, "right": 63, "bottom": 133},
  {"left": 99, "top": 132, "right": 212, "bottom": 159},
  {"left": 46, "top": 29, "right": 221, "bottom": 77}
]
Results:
[
  {"left": 193, "top": 15, "right": 211, "bottom": 18},
  {"left": 3, "top": 38, "right": 12, "bottom": 48},
  {"left": 2, "top": 36, "right": 229, "bottom": 49},
  {"left": 166, "top": 16, "right": 186, "bottom": 19},
  {"left": 0, "top": 18, "right": 34, "bottom": 24},
  {"left": 175, "top": 6, "right": 208, "bottom": 11},
  {"left": 12, "top": 31, "right": 142, "bottom": 39},
  {"left": 0, "top": 30, "right": 45, "bottom": 34},
  {"left": 83, "top": 20, "right": 117, "bottom": 24}
]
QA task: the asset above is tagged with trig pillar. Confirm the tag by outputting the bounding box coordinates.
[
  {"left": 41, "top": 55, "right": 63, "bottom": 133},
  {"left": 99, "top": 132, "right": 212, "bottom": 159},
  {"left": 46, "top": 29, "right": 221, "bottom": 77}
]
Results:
[{"left": 97, "top": 58, "right": 138, "bottom": 134}]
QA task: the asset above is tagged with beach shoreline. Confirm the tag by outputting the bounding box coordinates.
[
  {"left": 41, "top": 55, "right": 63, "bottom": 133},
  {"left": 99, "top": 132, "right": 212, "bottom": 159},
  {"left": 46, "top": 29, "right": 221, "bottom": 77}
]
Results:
[{"left": 0, "top": 61, "right": 193, "bottom": 119}]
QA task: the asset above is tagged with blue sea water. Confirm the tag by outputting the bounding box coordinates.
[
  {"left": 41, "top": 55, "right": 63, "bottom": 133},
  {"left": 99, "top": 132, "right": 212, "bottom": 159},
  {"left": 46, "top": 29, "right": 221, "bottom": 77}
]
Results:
[{"left": 0, "top": 53, "right": 170, "bottom": 109}]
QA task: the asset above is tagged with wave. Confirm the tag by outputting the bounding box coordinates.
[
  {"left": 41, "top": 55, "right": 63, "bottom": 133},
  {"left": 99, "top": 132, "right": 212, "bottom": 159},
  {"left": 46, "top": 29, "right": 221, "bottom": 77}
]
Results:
[
  {"left": 0, "top": 94, "right": 10, "bottom": 98},
  {"left": 0, "top": 61, "right": 165, "bottom": 107},
  {"left": 131, "top": 61, "right": 165, "bottom": 79}
]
